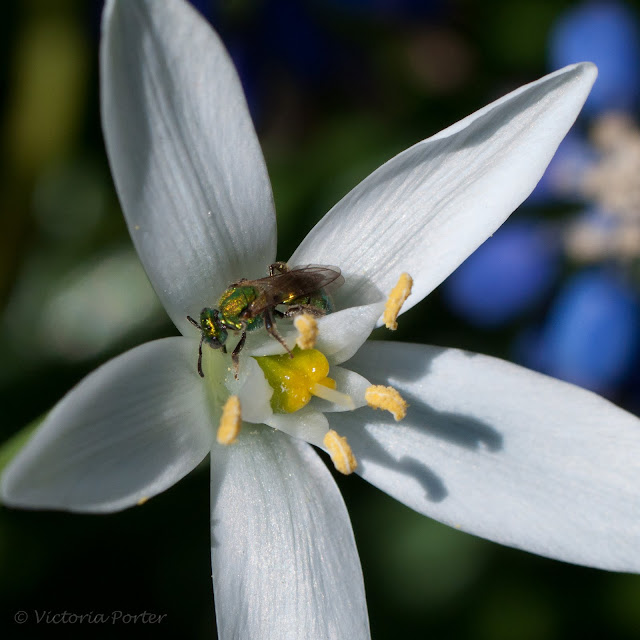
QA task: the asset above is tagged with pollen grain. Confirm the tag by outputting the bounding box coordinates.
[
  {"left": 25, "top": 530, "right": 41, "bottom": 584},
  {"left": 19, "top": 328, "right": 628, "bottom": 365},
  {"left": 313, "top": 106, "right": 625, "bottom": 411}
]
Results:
[
  {"left": 217, "top": 395, "right": 242, "bottom": 445},
  {"left": 324, "top": 430, "right": 357, "bottom": 475},
  {"left": 294, "top": 313, "right": 318, "bottom": 350},
  {"left": 383, "top": 272, "right": 413, "bottom": 330},
  {"left": 365, "top": 385, "right": 408, "bottom": 421}
]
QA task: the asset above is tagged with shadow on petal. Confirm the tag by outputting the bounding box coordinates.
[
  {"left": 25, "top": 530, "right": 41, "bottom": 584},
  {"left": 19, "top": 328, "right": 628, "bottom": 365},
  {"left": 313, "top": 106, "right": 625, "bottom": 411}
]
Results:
[{"left": 336, "top": 343, "right": 503, "bottom": 505}]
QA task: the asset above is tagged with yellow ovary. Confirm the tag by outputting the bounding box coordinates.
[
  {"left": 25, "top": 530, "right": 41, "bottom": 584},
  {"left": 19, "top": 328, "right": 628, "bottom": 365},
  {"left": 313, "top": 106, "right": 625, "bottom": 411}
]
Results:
[{"left": 255, "top": 348, "right": 336, "bottom": 413}]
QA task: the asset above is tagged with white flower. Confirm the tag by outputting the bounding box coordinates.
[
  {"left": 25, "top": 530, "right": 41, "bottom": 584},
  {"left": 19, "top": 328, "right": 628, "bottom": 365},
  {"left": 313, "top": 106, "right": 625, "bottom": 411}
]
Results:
[{"left": 3, "top": 1, "right": 640, "bottom": 638}]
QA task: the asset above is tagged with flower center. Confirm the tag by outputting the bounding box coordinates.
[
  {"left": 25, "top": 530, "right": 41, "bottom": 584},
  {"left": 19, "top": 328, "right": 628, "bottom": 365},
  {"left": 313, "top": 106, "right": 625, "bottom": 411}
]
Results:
[
  {"left": 255, "top": 346, "right": 352, "bottom": 413},
  {"left": 213, "top": 272, "right": 413, "bottom": 477}
]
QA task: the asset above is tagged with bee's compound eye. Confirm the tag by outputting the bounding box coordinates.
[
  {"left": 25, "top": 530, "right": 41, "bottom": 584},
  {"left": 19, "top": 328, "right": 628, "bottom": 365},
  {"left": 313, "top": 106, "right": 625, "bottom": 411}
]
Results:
[
  {"left": 200, "top": 307, "right": 213, "bottom": 321},
  {"left": 199, "top": 307, "right": 228, "bottom": 347},
  {"left": 214, "top": 326, "right": 228, "bottom": 347},
  {"left": 200, "top": 309, "right": 217, "bottom": 331},
  {"left": 206, "top": 332, "right": 226, "bottom": 349},
  {"left": 208, "top": 324, "right": 228, "bottom": 347}
]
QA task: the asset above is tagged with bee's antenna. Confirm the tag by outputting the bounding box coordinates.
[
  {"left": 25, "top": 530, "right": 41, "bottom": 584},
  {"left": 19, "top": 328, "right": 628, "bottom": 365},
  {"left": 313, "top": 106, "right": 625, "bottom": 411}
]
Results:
[{"left": 187, "top": 315, "right": 200, "bottom": 329}]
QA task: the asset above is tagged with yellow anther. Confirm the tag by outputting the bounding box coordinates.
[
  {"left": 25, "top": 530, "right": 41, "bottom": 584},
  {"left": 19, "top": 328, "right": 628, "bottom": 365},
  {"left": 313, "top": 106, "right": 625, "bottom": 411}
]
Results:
[
  {"left": 365, "top": 385, "right": 408, "bottom": 421},
  {"left": 383, "top": 272, "right": 413, "bottom": 330},
  {"left": 217, "top": 395, "right": 242, "bottom": 444},
  {"left": 323, "top": 429, "right": 357, "bottom": 475},
  {"left": 137, "top": 496, "right": 149, "bottom": 506},
  {"left": 294, "top": 313, "right": 318, "bottom": 350},
  {"left": 255, "top": 347, "right": 349, "bottom": 413}
]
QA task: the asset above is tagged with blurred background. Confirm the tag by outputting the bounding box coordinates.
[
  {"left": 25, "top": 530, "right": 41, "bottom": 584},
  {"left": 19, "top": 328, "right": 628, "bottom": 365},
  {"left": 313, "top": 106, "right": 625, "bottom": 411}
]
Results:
[{"left": 2, "top": 0, "right": 640, "bottom": 638}]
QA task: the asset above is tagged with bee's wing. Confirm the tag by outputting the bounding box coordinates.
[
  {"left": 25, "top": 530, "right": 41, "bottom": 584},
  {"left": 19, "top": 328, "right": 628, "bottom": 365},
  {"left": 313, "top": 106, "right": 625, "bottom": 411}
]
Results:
[
  {"left": 243, "top": 265, "right": 343, "bottom": 316},
  {"left": 241, "top": 273, "right": 297, "bottom": 316},
  {"left": 289, "top": 264, "right": 344, "bottom": 293}
]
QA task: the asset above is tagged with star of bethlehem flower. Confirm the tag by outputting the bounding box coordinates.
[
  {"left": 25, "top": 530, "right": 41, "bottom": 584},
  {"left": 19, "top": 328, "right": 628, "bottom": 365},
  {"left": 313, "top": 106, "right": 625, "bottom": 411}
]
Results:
[{"left": 3, "top": 1, "right": 640, "bottom": 639}]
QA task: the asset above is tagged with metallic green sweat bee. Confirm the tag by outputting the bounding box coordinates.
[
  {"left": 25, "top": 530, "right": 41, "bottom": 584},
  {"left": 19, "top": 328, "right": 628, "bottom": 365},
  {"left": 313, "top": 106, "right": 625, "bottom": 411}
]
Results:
[{"left": 187, "top": 262, "right": 343, "bottom": 378}]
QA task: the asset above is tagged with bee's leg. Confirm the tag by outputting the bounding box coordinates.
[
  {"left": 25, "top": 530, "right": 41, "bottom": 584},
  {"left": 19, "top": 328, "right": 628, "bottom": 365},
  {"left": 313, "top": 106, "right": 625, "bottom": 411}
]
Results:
[
  {"left": 264, "top": 308, "right": 293, "bottom": 357},
  {"left": 283, "top": 304, "right": 326, "bottom": 318},
  {"left": 231, "top": 329, "right": 247, "bottom": 380},
  {"left": 268, "top": 261, "right": 290, "bottom": 276},
  {"left": 197, "top": 335, "right": 205, "bottom": 378},
  {"left": 186, "top": 316, "right": 206, "bottom": 378}
]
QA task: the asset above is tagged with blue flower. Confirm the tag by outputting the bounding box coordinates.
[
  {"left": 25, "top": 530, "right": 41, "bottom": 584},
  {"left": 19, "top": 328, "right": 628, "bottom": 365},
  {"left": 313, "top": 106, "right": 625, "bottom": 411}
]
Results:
[
  {"left": 524, "top": 270, "right": 640, "bottom": 393},
  {"left": 549, "top": 1, "right": 640, "bottom": 115},
  {"left": 443, "top": 220, "right": 560, "bottom": 327}
]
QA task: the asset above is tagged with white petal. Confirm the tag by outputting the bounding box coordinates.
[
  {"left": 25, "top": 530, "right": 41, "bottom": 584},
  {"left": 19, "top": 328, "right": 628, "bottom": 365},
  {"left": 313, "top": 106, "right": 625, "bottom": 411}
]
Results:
[
  {"left": 225, "top": 356, "right": 273, "bottom": 424},
  {"left": 247, "top": 301, "right": 384, "bottom": 364},
  {"left": 291, "top": 64, "right": 597, "bottom": 318},
  {"left": 1, "top": 338, "right": 213, "bottom": 512},
  {"left": 246, "top": 325, "right": 298, "bottom": 357},
  {"left": 210, "top": 426, "right": 369, "bottom": 640},
  {"left": 266, "top": 409, "right": 329, "bottom": 447},
  {"left": 101, "top": 0, "right": 276, "bottom": 335},
  {"left": 336, "top": 341, "right": 640, "bottom": 572},
  {"left": 317, "top": 302, "right": 385, "bottom": 364}
]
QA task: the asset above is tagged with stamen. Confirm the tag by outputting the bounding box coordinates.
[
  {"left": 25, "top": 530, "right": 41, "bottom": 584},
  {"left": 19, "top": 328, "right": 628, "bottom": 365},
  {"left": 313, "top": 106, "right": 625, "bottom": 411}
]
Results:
[
  {"left": 365, "top": 385, "right": 408, "bottom": 421},
  {"left": 217, "top": 395, "right": 242, "bottom": 444},
  {"left": 323, "top": 429, "right": 357, "bottom": 475},
  {"left": 311, "top": 382, "right": 355, "bottom": 410},
  {"left": 294, "top": 313, "right": 318, "bottom": 350},
  {"left": 383, "top": 272, "right": 413, "bottom": 330}
]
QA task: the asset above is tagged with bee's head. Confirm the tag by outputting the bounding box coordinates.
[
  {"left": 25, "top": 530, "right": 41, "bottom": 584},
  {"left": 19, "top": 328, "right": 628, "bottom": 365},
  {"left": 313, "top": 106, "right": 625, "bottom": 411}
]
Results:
[{"left": 200, "top": 308, "right": 228, "bottom": 348}]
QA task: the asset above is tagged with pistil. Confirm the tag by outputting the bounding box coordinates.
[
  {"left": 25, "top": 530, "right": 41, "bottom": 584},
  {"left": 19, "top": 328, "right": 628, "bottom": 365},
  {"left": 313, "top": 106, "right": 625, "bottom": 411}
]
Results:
[{"left": 311, "top": 381, "right": 355, "bottom": 410}]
